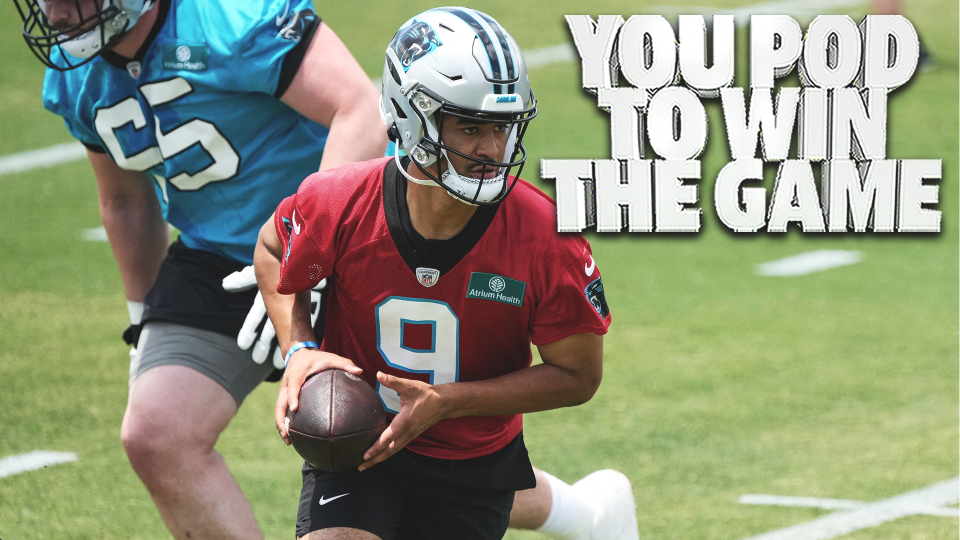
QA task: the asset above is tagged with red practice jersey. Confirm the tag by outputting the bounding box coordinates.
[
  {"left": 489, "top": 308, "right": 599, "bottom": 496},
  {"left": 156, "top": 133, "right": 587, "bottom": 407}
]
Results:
[{"left": 275, "top": 157, "right": 611, "bottom": 459}]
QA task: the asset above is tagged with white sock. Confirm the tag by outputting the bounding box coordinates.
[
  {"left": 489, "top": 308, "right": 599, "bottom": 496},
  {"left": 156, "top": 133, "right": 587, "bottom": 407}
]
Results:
[{"left": 536, "top": 472, "right": 582, "bottom": 537}]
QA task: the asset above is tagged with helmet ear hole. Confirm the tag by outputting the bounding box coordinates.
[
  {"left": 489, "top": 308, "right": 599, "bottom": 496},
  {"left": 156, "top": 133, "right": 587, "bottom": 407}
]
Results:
[{"left": 390, "top": 99, "right": 408, "bottom": 119}]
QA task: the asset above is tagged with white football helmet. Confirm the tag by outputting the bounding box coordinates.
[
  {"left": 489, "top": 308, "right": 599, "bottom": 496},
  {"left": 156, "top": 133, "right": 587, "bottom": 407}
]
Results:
[
  {"left": 380, "top": 7, "right": 537, "bottom": 205},
  {"left": 15, "top": 0, "right": 154, "bottom": 70}
]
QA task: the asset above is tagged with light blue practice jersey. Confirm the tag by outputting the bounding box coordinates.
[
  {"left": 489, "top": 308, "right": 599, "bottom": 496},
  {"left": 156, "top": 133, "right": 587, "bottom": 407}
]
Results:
[{"left": 43, "top": 0, "right": 329, "bottom": 264}]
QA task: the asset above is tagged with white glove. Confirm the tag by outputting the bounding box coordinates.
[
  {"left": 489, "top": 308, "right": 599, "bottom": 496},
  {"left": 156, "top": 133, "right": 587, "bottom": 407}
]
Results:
[{"left": 223, "top": 265, "right": 326, "bottom": 370}]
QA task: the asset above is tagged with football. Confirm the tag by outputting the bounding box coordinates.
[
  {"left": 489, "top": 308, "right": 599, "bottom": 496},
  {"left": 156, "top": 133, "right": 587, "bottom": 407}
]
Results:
[{"left": 286, "top": 369, "right": 387, "bottom": 472}]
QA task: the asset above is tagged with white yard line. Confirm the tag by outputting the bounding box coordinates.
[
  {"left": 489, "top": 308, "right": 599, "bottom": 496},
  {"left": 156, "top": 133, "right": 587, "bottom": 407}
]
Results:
[
  {"left": 741, "top": 494, "right": 867, "bottom": 511},
  {"left": 81, "top": 226, "right": 109, "bottom": 241},
  {"left": 741, "top": 477, "right": 960, "bottom": 540},
  {"left": 0, "top": 141, "right": 87, "bottom": 176},
  {"left": 525, "top": 43, "right": 578, "bottom": 69},
  {"left": 0, "top": 451, "right": 78, "bottom": 479},
  {"left": 756, "top": 250, "right": 862, "bottom": 276},
  {"left": 740, "top": 493, "right": 960, "bottom": 517}
]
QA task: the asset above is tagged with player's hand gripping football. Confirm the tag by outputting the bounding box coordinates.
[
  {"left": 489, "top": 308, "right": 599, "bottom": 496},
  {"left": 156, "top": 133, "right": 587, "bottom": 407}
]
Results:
[
  {"left": 222, "top": 265, "right": 326, "bottom": 369},
  {"left": 357, "top": 372, "right": 448, "bottom": 471},
  {"left": 275, "top": 349, "right": 364, "bottom": 445}
]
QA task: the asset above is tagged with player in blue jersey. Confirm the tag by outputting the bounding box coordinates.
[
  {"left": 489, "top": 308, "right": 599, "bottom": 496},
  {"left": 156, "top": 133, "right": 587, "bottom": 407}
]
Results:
[{"left": 16, "top": 0, "right": 387, "bottom": 538}]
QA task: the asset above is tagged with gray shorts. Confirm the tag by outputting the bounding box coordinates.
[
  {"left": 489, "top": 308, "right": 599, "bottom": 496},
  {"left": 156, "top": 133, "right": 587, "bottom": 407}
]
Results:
[{"left": 131, "top": 321, "right": 275, "bottom": 406}]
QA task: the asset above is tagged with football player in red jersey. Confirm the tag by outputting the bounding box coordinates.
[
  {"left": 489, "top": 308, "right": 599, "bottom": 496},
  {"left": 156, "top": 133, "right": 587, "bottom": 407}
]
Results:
[{"left": 255, "top": 8, "right": 639, "bottom": 540}]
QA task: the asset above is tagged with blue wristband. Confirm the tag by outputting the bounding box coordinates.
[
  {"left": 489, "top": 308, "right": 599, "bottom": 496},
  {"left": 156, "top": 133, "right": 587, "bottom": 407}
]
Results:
[{"left": 284, "top": 341, "right": 319, "bottom": 368}]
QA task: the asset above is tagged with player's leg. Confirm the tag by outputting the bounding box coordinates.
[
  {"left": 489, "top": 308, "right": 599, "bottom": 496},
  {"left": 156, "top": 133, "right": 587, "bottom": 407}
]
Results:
[
  {"left": 296, "top": 461, "right": 404, "bottom": 540},
  {"left": 509, "top": 468, "right": 553, "bottom": 529},
  {"left": 121, "top": 322, "right": 274, "bottom": 540},
  {"left": 510, "top": 467, "right": 640, "bottom": 540},
  {"left": 400, "top": 475, "right": 515, "bottom": 540}
]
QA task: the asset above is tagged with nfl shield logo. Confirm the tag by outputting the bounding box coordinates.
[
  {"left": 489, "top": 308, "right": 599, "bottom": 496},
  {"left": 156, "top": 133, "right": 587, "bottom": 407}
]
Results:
[
  {"left": 415, "top": 267, "right": 440, "bottom": 287},
  {"left": 126, "top": 61, "right": 142, "bottom": 79}
]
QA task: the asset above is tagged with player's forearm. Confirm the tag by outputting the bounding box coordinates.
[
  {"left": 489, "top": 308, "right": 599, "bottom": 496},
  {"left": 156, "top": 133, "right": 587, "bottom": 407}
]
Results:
[
  {"left": 98, "top": 186, "right": 168, "bottom": 302},
  {"left": 436, "top": 333, "right": 604, "bottom": 419},
  {"left": 90, "top": 151, "right": 168, "bottom": 302},
  {"left": 279, "top": 22, "right": 388, "bottom": 171},
  {"left": 317, "top": 100, "right": 388, "bottom": 172},
  {"left": 254, "top": 221, "right": 314, "bottom": 355},
  {"left": 436, "top": 363, "right": 601, "bottom": 420}
]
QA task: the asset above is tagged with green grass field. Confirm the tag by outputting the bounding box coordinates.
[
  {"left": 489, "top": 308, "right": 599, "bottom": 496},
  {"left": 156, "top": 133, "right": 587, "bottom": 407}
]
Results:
[{"left": 0, "top": 1, "right": 956, "bottom": 539}]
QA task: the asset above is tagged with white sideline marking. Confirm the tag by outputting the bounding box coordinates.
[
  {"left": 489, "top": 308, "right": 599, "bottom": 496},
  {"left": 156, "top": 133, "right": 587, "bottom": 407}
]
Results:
[
  {"left": 0, "top": 141, "right": 87, "bottom": 176},
  {"left": 741, "top": 495, "right": 866, "bottom": 511},
  {"left": 0, "top": 0, "right": 869, "bottom": 177},
  {"left": 919, "top": 507, "right": 960, "bottom": 518},
  {"left": 525, "top": 43, "right": 578, "bottom": 69},
  {"left": 0, "top": 451, "right": 78, "bottom": 479},
  {"left": 756, "top": 250, "right": 862, "bottom": 276},
  {"left": 740, "top": 477, "right": 960, "bottom": 540},
  {"left": 740, "top": 494, "right": 960, "bottom": 517},
  {"left": 81, "top": 226, "right": 109, "bottom": 242}
]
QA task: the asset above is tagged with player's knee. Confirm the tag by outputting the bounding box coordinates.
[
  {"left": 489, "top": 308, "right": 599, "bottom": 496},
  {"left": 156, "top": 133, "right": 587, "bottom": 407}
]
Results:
[
  {"left": 120, "top": 405, "right": 214, "bottom": 469},
  {"left": 121, "top": 412, "right": 165, "bottom": 468}
]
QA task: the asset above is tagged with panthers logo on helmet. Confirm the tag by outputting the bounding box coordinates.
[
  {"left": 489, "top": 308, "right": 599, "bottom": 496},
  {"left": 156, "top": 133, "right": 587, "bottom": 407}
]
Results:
[{"left": 390, "top": 20, "right": 442, "bottom": 71}]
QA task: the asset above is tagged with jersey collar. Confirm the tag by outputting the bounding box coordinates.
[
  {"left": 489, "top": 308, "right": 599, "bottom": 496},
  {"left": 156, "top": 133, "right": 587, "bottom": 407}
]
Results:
[
  {"left": 100, "top": 0, "right": 170, "bottom": 72},
  {"left": 383, "top": 157, "right": 500, "bottom": 280}
]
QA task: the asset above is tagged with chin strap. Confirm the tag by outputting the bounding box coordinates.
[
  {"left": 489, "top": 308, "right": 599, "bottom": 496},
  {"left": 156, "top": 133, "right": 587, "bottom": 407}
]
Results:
[
  {"left": 438, "top": 147, "right": 506, "bottom": 205},
  {"left": 393, "top": 136, "right": 506, "bottom": 206}
]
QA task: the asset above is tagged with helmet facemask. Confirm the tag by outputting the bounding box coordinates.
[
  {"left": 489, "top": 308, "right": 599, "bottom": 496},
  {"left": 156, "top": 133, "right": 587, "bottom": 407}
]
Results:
[
  {"left": 15, "top": 0, "right": 150, "bottom": 70},
  {"left": 402, "top": 88, "right": 535, "bottom": 206}
]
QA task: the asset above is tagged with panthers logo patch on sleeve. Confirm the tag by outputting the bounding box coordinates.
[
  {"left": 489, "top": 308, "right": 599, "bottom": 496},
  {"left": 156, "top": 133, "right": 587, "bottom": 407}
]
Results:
[
  {"left": 584, "top": 277, "right": 609, "bottom": 318},
  {"left": 278, "top": 9, "right": 316, "bottom": 42},
  {"left": 281, "top": 216, "right": 294, "bottom": 264},
  {"left": 390, "top": 20, "right": 442, "bottom": 71}
]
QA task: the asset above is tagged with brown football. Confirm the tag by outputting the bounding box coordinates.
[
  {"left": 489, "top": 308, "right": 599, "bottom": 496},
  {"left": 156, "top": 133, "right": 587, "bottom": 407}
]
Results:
[{"left": 286, "top": 369, "right": 387, "bottom": 472}]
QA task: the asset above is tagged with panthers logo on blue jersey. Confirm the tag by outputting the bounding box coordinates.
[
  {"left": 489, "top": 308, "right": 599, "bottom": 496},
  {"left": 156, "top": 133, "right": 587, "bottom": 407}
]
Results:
[
  {"left": 278, "top": 9, "right": 316, "bottom": 42},
  {"left": 390, "top": 20, "right": 442, "bottom": 71}
]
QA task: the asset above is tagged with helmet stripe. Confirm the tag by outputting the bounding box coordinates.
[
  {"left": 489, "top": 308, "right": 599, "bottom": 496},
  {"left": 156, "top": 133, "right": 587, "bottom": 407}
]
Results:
[
  {"left": 474, "top": 11, "right": 516, "bottom": 94},
  {"left": 438, "top": 8, "right": 505, "bottom": 94}
]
